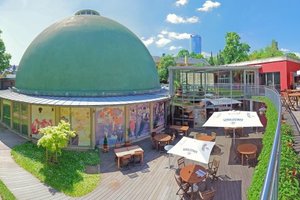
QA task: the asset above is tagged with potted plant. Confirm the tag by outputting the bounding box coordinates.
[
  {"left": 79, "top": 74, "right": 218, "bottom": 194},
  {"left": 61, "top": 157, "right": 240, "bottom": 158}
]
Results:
[{"left": 102, "top": 135, "right": 109, "bottom": 153}]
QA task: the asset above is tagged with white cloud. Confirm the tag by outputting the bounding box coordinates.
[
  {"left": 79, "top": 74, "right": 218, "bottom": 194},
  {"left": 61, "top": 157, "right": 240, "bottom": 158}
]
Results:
[
  {"left": 169, "top": 46, "right": 182, "bottom": 51},
  {"left": 156, "top": 38, "right": 172, "bottom": 47},
  {"left": 163, "top": 31, "right": 190, "bottom": 40},
  {"left": 201, "top": 51, "right": 211, "bottom": 58},
  {"left": 141, "top": 37, "right": 155, "bottom": 46},
  {"left": 280, "top": 48, "right": 290, "bottom": 52},
  {"left": 197, "top": 0, "right": 221, "bottom": 12},
  {"left": 166, "top": 14, "right": 199, "bottom": 24},
  {"left": 175, "top": 0, "right": 188, "bottom": 7},
  {"left": 295, "top": 52, "right": 300, "bottom": 57}
]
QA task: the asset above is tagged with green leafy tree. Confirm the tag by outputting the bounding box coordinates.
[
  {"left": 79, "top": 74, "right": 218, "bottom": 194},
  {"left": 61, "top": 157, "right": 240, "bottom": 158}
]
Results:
[
  {"left": 214, "top": 50, "right": 225, "bottom": 65},
  {"left": 286, "top": 52, "right": 300, "bottom": 60},
  {"left": 190, "top": 52, "right": 204, "bottom": 59},
  {"left": 221, "top": 32, "right": 250, "bottom": 64},
  {"left": 208, "top": 52, "right": 214, "bottom": 66},
  {"left": 37, "top": 120, "right": 76, "bottom": 163},
  {"left": 0, "top": 30, "right": 11, "bottom": 72},
  {"left": 177, "top": 49, "right": 189, "bottom": 58},
  {"left": 158, "top": 55, "right": 176, "bottom": 83},
  {"left": 249, "top": 40, "right": 284, "bottom": 60}
]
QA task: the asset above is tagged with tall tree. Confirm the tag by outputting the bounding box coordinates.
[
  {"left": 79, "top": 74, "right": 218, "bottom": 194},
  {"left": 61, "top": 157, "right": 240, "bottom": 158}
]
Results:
[
  {"left": 221, "top": 32, "right": 250, "bottom": 64},
  {"left": 208, "top": 51, "right": 214, "bottom": 66},
  {"left": 177, "top": 49, "right": 189, "bottom": 58},
  {"left": 189, "top": 52, "right": 204, "bottom": 59},
  {"left": 286, "top": 52, "right": 300, "bottom": 60},
  {"left": 0, "top": 30, "right": 11, "bottom": 72},
  {"left": 158, "top": 55, "right": 176, "bottom": 83},
  {"left": 249, "top": 40, "right": 283, "bottom": 60}
]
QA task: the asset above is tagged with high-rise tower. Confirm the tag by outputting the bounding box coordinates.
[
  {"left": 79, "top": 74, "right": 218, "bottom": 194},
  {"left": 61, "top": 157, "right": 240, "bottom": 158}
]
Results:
[{"left": 190, "top": 34, "right": 201, "bottom": 54}]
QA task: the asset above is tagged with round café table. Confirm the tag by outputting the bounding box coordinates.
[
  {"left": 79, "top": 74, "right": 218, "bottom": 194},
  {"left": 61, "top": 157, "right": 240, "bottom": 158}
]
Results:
[
  {"left": 154, "top": 133, "right": 171, "bottom": 150},
  {"left": 180, "top": 164, "right": 207, "bottom": 198},
  {"left": 237, "top": 143, "right": 258, "bottom": 165},
  {"left": 196, "top": 135, "right": 214, "bottom": 141}
]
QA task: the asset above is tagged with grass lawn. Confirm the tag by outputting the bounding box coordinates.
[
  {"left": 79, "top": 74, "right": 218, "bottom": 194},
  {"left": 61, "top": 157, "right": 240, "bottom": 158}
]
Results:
[
  {"left": 0, "top": 179, "right": 16, "bottom": 200},
  {"left": 11, "top": 142, "right": 100, "bottom": 197}
]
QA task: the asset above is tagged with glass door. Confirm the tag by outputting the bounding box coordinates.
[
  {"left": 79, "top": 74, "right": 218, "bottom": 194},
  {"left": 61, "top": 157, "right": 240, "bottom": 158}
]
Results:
[{"left": 245, "top": 71, "right": 255, "bottom": 85}]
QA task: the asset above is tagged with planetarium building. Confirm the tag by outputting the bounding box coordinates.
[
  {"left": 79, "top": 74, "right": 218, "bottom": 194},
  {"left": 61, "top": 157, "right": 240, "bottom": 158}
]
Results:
[{"left": 0, "top": 10, "right": 169, "bottom": 149}]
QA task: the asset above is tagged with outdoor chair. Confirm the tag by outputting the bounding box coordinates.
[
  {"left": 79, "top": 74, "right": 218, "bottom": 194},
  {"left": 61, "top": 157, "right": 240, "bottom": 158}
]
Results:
[
  {"left": 158, "top": 141, "right": 168, "bottom": 152},
  {"left": 280, "top": 92, "right": 291, "bottom": 112},
  {"left": 176, "top": 157, "right": 186, "bottom": 175},
  {"left": 174, "top": 174, "right": 192, "bottom": 200},
  {"left": 245, "top": 153, "right": 257, "bottom": 166},
  {"left": 169, "top": 133, "right": 176, "bottom": 144},
  {"left": 132, "top": 150, "right": 143, "bottom": 165},
  {"left": 282, "top": 91, "right": 297, "bottom": 111},
  {"left": 211, "top": 132, "right": 217, "bottom": 141},
  {"left": 199, "top": 187, "right": 216, "bottom": 200},
  {"left": 120, "top": 154, "right": 132, "bottom": 169},
  {"left": 207, "top": 158, "right": 220, "bottom": 181}
]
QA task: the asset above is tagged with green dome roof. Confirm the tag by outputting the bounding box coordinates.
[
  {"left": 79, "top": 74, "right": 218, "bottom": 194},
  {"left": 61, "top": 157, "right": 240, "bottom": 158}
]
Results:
[{"left": 15, "top": 12, "right": 160, "bottom": 97}]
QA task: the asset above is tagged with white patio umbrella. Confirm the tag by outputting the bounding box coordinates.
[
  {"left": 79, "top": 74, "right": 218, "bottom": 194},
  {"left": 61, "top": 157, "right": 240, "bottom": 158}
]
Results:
[
  {"left": 167, "top": 137, "right": 215, "bottom": 164},
  {"left": 203, "top": 110, "right": 263, "bottom": 144}
]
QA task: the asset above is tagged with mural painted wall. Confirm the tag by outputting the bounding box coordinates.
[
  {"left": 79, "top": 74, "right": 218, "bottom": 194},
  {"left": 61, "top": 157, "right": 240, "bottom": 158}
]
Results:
[
  {"left": 153, "top": 102, "right": 165, "bottom": 131},
  {"left": 71, "top": 108, "right": 91, "bottom": 146},
  {"left": 31, "top": 105, "right": 55, "bottom": 139},
  {"left": 95, "top": 106, "right": 125, "bottom": 146},
  {"left": 60, "top": 107, "right": 70, "bottom": 123},
  {"left": 128, "top": 103, "right": 150, "bottom": 140}
]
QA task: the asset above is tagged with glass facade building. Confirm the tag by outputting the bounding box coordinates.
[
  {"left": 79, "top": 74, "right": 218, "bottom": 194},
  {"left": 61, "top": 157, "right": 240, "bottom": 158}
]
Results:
[{"left": 190, "top": 34, "right": 201, "bottom": 54}]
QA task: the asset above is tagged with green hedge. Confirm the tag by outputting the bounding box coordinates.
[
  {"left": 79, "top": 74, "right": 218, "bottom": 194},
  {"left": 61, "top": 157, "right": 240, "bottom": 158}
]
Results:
[
  {"left": 279, "top": 124, "right": 300, "bottom": 199},
  {"left": 0, "top": 179, "right": 16, "bottom": 200},
  {"left": 247, "top": 97, "right": 300, "bottom": 199}
]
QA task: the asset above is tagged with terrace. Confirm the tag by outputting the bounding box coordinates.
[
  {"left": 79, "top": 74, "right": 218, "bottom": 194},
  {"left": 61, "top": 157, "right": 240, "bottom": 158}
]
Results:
[
  {"left": 84, "top": 127, "right": 262, "bottom": 200},
  {"left": 82, "top": 66, "right": 281, "bottom": 200}
]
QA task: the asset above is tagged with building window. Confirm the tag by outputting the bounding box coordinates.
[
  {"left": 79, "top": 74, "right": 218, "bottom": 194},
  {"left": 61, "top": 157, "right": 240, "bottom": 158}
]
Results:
[{"left": 260, "top": 72, "right": 280, "bottom": 91}]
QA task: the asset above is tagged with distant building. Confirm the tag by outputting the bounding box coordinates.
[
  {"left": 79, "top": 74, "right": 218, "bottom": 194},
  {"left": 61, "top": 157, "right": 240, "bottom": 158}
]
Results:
[{"left": 190, "top": 34, "right": 201, "bottom": 54}]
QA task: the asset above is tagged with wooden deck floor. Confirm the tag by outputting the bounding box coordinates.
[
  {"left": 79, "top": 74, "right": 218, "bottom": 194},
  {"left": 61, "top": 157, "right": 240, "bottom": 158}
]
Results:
[{"left": 82, "top": 128, "right": 263, "bottom": 200}]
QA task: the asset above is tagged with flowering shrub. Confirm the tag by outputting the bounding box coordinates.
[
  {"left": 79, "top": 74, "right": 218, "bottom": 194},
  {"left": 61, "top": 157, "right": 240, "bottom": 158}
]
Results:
[{"left": 37, "top": 120, "right": 76, "bottom": 163}]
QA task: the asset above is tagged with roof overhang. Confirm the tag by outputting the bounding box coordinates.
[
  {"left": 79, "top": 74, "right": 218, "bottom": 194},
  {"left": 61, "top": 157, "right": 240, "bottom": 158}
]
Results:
[
  {"left": 169, "top": 65, "right": 261, "bottom": 72},
  {"left": 0, "top": 89, "right": 170, "bottom": 106}
]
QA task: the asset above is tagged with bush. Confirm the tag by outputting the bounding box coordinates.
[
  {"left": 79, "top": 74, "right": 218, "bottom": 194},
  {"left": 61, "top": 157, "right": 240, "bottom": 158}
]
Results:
[{"left": 247, "top": 97, "right": 300, "bottom": 199}]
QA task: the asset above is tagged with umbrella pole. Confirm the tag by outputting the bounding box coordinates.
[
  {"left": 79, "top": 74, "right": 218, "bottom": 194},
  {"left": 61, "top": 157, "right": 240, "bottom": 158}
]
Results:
[{"left": 233, "top": 128, "right": 236, "bottom": 145}]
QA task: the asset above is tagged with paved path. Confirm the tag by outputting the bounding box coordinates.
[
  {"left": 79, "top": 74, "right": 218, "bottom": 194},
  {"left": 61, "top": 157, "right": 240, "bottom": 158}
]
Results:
[{"left": 0, "top": 126, "right": 69, "bottom": 200}]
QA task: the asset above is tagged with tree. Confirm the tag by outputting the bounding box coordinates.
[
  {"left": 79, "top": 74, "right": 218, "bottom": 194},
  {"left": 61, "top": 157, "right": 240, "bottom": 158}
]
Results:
[
  {"left": 286, "top": 52, "right": 300, "bottom": 60},
  {"left": 0, "top": 30, "right": 11, "bottom": 72},
  {"left": 177, "top": 49, "right": 189, "bottom": 58},
  {"left": 189, "top": 52, "right": 204, "bottom": 59},
  {"left": 221, "top": 32, "right": 250, "bottom": 64},
  {"left": 37, "top": 120, "right": 76, "bottom": 163},
  {"left": 249, "top": 40, "right": 284, "bottom": 60},
  {"left": 158, "top": 55, "right": 176, "bottom": 83},
  {"left": 208, "top": 52, "right": 214, "bottom": 66}
]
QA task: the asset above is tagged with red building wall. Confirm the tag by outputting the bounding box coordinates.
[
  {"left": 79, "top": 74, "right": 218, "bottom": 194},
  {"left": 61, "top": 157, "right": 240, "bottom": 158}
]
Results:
[
  {"left": 286, "top": 61, "right": 300, "bottom": 89},
  {"left": 249, "top": 59, "right": 300, "bottom": 90}
]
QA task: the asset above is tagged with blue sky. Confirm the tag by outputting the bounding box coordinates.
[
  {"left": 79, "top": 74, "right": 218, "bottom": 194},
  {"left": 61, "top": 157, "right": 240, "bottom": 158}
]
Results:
[{"left": 0, "top": 0, "right": 300, "bottom": 65}]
